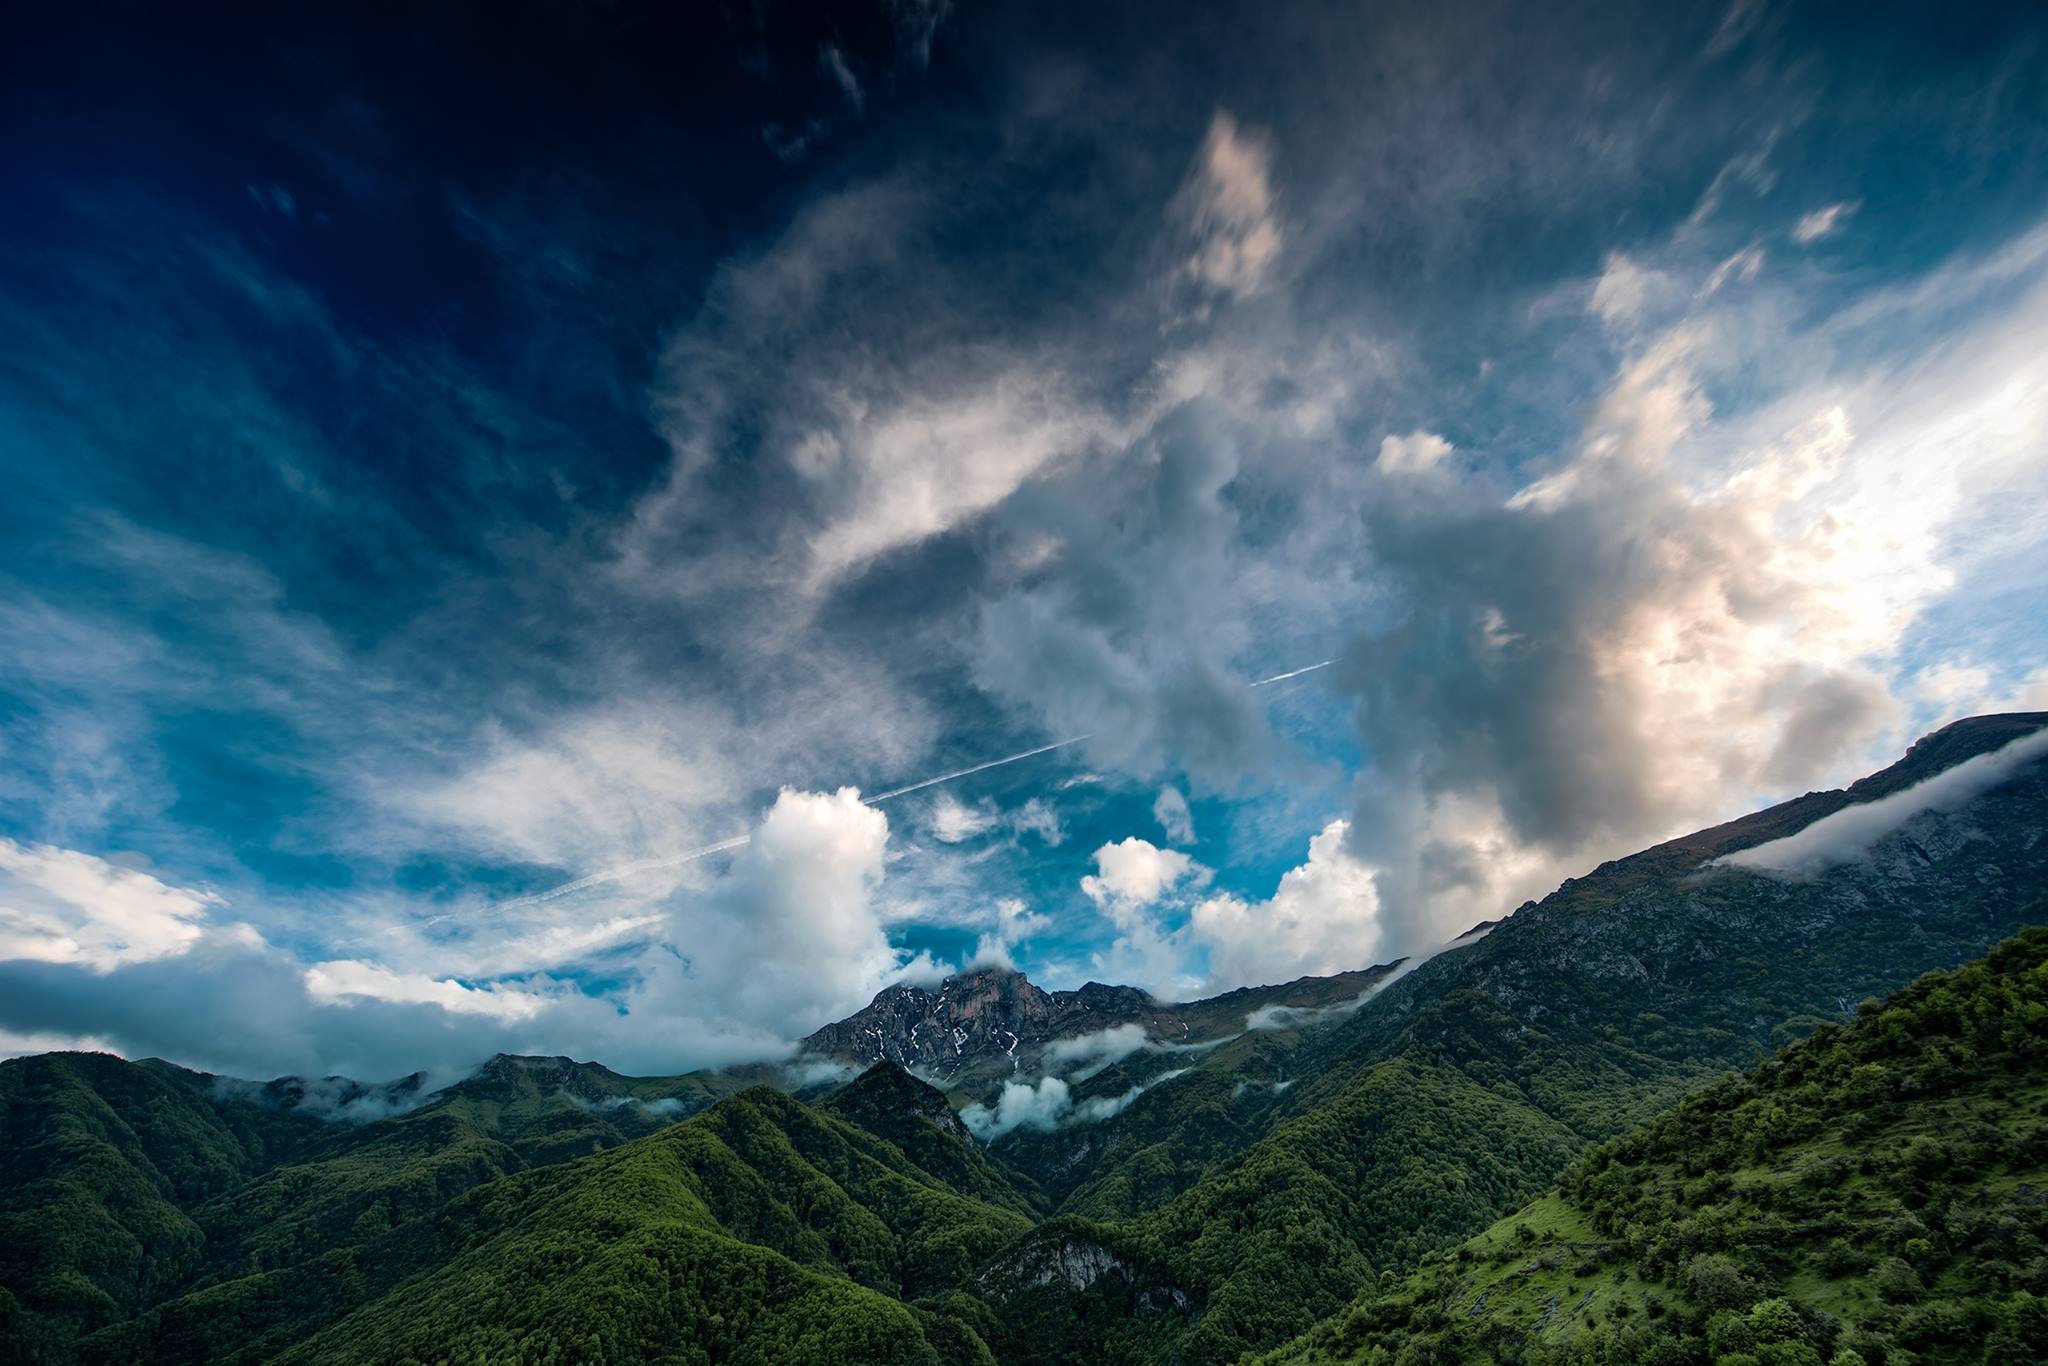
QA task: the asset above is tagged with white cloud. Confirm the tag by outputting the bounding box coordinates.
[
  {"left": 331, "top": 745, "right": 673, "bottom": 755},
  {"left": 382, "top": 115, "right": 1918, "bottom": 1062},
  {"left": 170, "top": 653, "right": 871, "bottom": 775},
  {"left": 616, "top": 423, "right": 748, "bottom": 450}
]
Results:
[
  {"left": 303, "top": 959, "right": 552, "bottom": 1023},
  {"left": 1042, "top": 1022, "right": 1150, "bottom": 1077},
  {"left": 1720, "top": 724, "right": 2048, "bottom": 876},
  {"left": 801, "top": 374, "right": 1112, "bottom": 584},
  {"left": 1376, "top": 429, "right": 1454, "bottom": 476},
  {"left": 1080, "top": 837, "right": 1203, "bottom": 915},
  {"left": 927, "top": 791, "right": 1066, "bottom": 848},
  {"left": 402, "top": 707, "right": 734, "bottom": 876},
  {"left": 970, "top": 896, "right": 1051, "bottom": 968},
  {"left": 1189, "top": 818, "right": 1383, "bottom": 989},
  {"left": 1702, "top": 246, "right": 1765, "bottom": 295},
  {"left": 1173, "top": 111, "right": 1284, "bottom": 301},
  {"left": 1590, "top": 251, "right": 1673, "bottom": 327},
  {"left": 958, "top": 1067, "right": 1192, "bottom": 1140},
  {"left": 929, "top": 790, "right": 997, "bottom": 843},
  {"left": 1793, "top": 201, "right": 1858, "bottom": 243},
  {"left": 0, "top": 840, "right": 221, "bottom": 970},
  {"left": 1152, "top": 785, "right": 1196, "bottom": 844}
]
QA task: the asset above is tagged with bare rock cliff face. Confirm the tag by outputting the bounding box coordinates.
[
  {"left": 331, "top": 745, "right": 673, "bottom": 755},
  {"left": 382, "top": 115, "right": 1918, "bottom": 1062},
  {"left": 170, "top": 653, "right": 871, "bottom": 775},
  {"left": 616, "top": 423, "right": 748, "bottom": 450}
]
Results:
[{"left": 802, "top": 967, "right": 1179, "bottom": 1085}]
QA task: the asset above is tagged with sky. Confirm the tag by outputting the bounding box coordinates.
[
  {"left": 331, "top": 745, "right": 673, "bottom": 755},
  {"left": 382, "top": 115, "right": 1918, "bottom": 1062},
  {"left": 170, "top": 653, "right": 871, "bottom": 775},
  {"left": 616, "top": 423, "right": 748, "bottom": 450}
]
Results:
[{"left": 1, "top": 0, "right": 2045, "bottom": 1082}]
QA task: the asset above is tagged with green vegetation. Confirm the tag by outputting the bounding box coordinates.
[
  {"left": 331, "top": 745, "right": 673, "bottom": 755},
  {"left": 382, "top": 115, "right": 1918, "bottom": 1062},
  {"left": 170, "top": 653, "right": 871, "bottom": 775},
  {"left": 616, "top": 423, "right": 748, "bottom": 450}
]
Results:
[{"left": 1260, "top": 927, "right": 2048, "bottom": 1365}]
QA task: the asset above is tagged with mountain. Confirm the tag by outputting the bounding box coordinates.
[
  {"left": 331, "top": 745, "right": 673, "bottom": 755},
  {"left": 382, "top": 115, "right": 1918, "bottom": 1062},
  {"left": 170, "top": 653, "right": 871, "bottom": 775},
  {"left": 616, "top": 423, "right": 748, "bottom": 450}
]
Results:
[
  {"left": 79, "top": 1076, "right": 1034, "bottom": 1365},
  {"left": 802, "top": 962, "right": 1396, "bottom": 1089},
  {"left": 1, "top": 712, "right": 2043, "bottom": 1365},
  {"left": 1258, "top": 926, "right": 2048, "bottom": 1365},
  {"left": 962, "top": 712, "right": 2048, "bottom": 1365}
]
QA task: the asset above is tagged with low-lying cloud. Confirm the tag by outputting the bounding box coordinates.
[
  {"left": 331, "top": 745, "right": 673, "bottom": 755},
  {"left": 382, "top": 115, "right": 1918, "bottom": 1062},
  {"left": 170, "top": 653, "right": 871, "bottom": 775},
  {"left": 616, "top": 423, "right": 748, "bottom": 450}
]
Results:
[
  {"left": 959, "top": 1066, "right": 1192, "bottom": 1141},
  {"left": 1720, "top": 724, "right": 2048, "bottom": 877}
]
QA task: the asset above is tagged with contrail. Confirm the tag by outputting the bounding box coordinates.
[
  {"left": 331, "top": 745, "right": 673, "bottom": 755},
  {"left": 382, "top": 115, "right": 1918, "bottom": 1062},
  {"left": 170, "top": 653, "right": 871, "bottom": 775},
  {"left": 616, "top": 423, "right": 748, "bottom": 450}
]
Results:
[
  {"left": 1247, "top": 659, "right": 1332, "bottom": 687},
  {"left": 491, "top": 834, "right": 755, "bottom": 910},
  {"left": 863, "top": 735, "right": 1092, "bottom": 804},
  {"left": 486, "top": 658, "right": 1330, "bottom": 912}
]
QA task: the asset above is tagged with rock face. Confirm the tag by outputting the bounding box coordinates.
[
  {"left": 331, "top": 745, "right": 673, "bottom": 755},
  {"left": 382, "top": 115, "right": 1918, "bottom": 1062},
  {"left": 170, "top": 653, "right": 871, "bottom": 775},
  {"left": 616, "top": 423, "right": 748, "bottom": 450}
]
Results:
[
  {"left": 801, "top": 967, "right": 1181, "bottom": 1085},
  {"left": 802, "top": 962, "right": 1404, "bottom": 1089}
]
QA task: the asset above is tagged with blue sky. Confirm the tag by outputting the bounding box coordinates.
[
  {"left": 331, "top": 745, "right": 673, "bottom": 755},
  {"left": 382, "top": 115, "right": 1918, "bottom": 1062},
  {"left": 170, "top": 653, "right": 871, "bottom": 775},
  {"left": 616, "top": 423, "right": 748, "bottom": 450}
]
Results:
[{"left": 1, "top": 0, "right": 2045, "bottom": 1080}]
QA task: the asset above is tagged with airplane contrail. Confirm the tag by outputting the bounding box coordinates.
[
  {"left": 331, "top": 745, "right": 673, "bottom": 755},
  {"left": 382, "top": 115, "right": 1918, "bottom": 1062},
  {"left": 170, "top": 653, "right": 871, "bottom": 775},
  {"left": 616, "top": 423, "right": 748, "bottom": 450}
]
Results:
[
  {"left": 1247, "top": 659, "right": 1332, "bottom": 687},
  {"left": 484, "top": 658, "right": 1331, "bottom": 912},
  {"left": 863, "top": 734, "right": 1092, "bottom": 804},
  {"left": 490, "top": 834, "right": 755, "bottom": 910}
]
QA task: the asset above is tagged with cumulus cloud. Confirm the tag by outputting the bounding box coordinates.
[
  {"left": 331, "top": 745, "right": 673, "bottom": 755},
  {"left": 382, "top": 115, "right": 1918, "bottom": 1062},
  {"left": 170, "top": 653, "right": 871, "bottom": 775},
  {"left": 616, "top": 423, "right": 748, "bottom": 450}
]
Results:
[
  {"left": 927, "top": 791, "right": 1066, "bottom": 848},
  {"left": 1190, "top": 818, "right": 1383, "bottom": 988},
  {"left": 1721, "top": 723, "right": 2048, "bottom": 876},
  {"left": 0, "top": 840, "right": 221, "bottom": 970},
  {"left": 1081, "top": 837, "right": 1204, "bottom": 913}
]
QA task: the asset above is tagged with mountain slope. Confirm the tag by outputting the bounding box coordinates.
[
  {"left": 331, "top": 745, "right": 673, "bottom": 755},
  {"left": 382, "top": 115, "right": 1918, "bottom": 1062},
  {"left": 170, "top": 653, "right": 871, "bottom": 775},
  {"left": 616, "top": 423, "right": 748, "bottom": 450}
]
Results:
[
  {"left": 86, "top": 1079, "right": 1033, "bottom": 1365},
  {"left": 1260, "top": 926, "right": 2048, "bottom": 1365},
  {"left": 985, "top": 713, "right": 2048, "bottom": 1365},
  {"left": 0, "top": 1054, "right": 332, "bottom": 1353}
]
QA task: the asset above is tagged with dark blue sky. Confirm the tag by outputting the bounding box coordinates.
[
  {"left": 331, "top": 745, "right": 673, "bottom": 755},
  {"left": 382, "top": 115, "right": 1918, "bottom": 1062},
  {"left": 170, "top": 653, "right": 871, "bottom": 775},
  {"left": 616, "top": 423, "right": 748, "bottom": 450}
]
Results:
[{"left": 2, "top": 0, "right": 2045, "bottom": 1080}]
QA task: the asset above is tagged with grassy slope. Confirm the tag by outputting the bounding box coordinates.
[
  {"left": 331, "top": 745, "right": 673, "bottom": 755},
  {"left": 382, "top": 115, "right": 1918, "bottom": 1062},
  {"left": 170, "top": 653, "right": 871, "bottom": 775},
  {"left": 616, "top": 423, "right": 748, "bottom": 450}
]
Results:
[{"left": 1260, "top": 928, "right": 2048, "bottom": 1366}]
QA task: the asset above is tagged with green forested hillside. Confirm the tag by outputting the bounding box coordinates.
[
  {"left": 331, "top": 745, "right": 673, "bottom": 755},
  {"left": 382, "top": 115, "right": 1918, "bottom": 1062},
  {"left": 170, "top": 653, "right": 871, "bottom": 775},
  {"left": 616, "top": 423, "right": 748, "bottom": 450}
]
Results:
[
  {"left": 960, "top": 719, "right": 2048, "bottom": 1366},
  {"left": 1260, "top": 927, "right": 2048, "bottom": 1365},
  {"left": 0, "top": 1054, "right": 328, "bottom": 1355}
]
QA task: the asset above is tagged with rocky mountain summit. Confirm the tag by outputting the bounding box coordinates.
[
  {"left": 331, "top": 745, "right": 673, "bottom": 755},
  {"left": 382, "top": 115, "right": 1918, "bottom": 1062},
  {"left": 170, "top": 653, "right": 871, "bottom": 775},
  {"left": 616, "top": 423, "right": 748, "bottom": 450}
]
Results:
[{"left": 802, "top": 962, "right": 1395, "bottom": 1088}]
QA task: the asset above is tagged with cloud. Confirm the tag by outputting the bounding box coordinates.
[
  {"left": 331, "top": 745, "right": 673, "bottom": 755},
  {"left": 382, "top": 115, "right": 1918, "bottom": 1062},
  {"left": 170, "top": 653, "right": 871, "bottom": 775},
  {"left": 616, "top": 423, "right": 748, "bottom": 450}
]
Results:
[
  {"left": 1152, "top": 785, "right": 1196, "bottom": 844},
  {"left": 1042, "top": 1022, "right": 1150, "bottom": 1078},
  {"left": 1721, "top": 723, "right": 2048, "bottom": 876},
  {"left": 1793, "top": 201, "right": 1858, "bottom": 243},
  {"left": 929, "top": 790, "right": 997, "bottom": 843},
  {"left": 961, "top": 1074, "right": 1070, "bottom": 1139},
  {"left": 959, "top": 1067, "right": 1191, "bottom": 1140},
  {"left": 1590, "top": 252, "right": 1674, "bottom": 328},
  {"left": 927, "top": 791, "right": 1066, "bottom": 848},
  {"left": 303, "top": 959, "right": 552, "bottom": 1023},
  {"left": 1081, "top": 837, "right": 1203, "bottom": 915},
  {"left": 1335, "top": 218, "right": 2048, "bottom": 953},
  {"left": 0, "top": 840, "right": 222, "bottom": 970},
  {"left": 688, "top": 786, "right": 905, "bottom": 1032},
  {"left": 1173, "top": 111, "right": 1284, "bottom": 302},
  {"left": 970, "top": 897, "right": 1052, "bottom": 969},
  {"left": 887, "top": 0, "right": 951, "bottom": 66},
  {"left": 1376, "top": 430, "right": 1455, "bottom": 477},
  {"left": 1189, "top": 818, "right": 1383, "bottom": 989},
  {"left": 819, "top": 43, "right": 864, "bottom": 113}
]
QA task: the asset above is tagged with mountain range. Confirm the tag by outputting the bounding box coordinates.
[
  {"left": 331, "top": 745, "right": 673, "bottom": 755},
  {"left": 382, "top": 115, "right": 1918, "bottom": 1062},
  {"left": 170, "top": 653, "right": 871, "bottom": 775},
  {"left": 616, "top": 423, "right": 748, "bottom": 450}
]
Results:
[{"left": 2, "top": 712, "right": 2043, "bottom": 1364}]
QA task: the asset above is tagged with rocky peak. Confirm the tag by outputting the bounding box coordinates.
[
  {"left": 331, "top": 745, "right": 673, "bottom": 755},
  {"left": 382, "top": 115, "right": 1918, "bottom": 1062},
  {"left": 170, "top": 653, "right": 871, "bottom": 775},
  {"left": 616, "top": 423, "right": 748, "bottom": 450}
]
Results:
[{"left": 802, "top": 966, "right": 1172, "bottom": 1085}]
